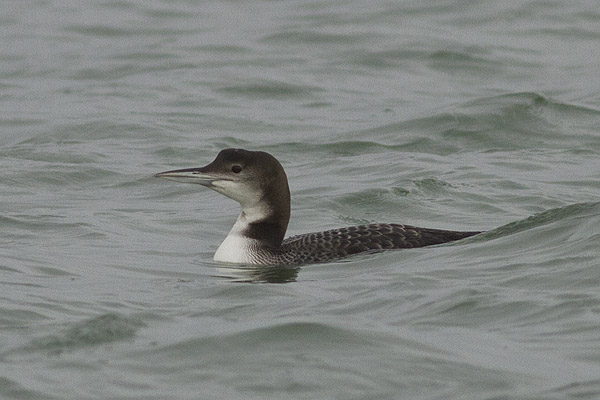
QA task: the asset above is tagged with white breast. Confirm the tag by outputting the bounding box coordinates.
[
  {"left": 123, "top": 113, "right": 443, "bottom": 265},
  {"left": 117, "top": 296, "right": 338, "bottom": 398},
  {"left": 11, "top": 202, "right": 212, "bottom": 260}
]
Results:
[{"left": 213, "top": 233, "right": 258, "bottom": 264}]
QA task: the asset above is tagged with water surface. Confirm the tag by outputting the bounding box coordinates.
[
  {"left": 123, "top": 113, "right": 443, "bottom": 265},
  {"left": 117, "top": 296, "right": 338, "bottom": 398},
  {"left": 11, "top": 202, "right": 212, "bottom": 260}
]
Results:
[{"left": 1, "top": 1, "right": 600, "bottom": 399}]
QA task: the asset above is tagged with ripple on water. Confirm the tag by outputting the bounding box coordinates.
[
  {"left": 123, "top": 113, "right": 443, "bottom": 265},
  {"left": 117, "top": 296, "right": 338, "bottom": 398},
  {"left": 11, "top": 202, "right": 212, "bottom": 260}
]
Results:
[{"left": 24, "top": 313, "right": 146, "bottom": 354}]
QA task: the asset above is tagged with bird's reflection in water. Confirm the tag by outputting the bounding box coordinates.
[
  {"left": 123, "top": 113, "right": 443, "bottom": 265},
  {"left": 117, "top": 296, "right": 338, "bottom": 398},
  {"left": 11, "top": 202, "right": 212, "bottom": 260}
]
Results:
[{"left": 214, "top": 264, "right": 299, "bottom": 283}]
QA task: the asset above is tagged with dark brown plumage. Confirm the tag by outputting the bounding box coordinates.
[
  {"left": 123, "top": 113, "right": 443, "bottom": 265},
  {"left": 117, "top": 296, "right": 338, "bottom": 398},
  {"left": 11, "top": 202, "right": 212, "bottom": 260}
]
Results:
[{"left": 260, "top": 223, "right": 480, "bottom": 265}]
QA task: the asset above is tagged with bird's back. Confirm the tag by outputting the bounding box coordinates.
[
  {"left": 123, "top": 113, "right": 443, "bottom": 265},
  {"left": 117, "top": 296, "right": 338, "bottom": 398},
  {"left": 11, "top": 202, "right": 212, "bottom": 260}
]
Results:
[{"left": 271, "top": 223, "right": 481, "bottom": 265}]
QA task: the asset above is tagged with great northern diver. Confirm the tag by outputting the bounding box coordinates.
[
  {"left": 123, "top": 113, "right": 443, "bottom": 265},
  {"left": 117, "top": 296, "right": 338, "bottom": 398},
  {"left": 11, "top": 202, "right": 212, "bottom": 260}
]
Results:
[{"left": 155, "top": 148, "right": 481, "bottom": 265}]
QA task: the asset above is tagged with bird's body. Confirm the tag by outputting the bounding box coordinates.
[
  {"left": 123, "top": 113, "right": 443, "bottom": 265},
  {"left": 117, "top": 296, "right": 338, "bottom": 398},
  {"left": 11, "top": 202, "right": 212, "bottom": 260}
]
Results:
[{"left": 155, "top": 149, "right": 481, "bottom": 265}]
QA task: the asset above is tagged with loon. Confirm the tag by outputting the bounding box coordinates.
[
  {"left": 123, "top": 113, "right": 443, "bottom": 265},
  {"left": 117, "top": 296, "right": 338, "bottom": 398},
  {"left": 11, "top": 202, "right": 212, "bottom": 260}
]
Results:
[{"left": 155, "top": 148, "right": 481, "bottom": 265}]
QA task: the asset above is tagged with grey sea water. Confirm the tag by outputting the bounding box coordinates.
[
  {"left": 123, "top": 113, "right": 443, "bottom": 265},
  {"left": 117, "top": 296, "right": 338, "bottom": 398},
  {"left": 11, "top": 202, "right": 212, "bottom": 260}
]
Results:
[{"left": 2, "top": 1, "right": 600, "bottom": 399}]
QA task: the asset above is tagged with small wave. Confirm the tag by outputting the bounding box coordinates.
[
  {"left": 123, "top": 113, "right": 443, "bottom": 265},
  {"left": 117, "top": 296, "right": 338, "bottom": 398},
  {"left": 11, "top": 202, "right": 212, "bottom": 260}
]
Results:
[
  {"left": 217, "top": 80, "right": 323, "bottom": 99},
  {"left": 0, "top": 377, "right": 53, "bottom": 400},
  {"left": 349, "top": 92, "right": 600, "bottom": 154},
  {"left": 142, "top": 321, "right": 380, "bottom": 359},
  {"left": 482, "top": 202, "right": 600, "bottom": 239},
  {"left": 1, "top": 213, "right": 89, "bottom": 231},
  {"left": 24, "top": 313, "right": 145, "bottom": 354},
  {"left": 262, "top": 31, "right": 367, "bottom": 45}
]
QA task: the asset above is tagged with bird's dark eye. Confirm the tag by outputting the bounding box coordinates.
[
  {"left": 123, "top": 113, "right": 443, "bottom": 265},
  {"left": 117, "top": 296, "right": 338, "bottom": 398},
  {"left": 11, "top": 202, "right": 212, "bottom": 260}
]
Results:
[{"left": 231, "top": 165, "right": 242, "bottom": 173}]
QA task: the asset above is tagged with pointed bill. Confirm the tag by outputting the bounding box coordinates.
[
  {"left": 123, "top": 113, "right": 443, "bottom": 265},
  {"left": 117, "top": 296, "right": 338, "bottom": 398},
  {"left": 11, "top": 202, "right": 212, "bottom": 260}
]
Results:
[{"left": 154, "top": 167, "right": 222, "bottom": 186}]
